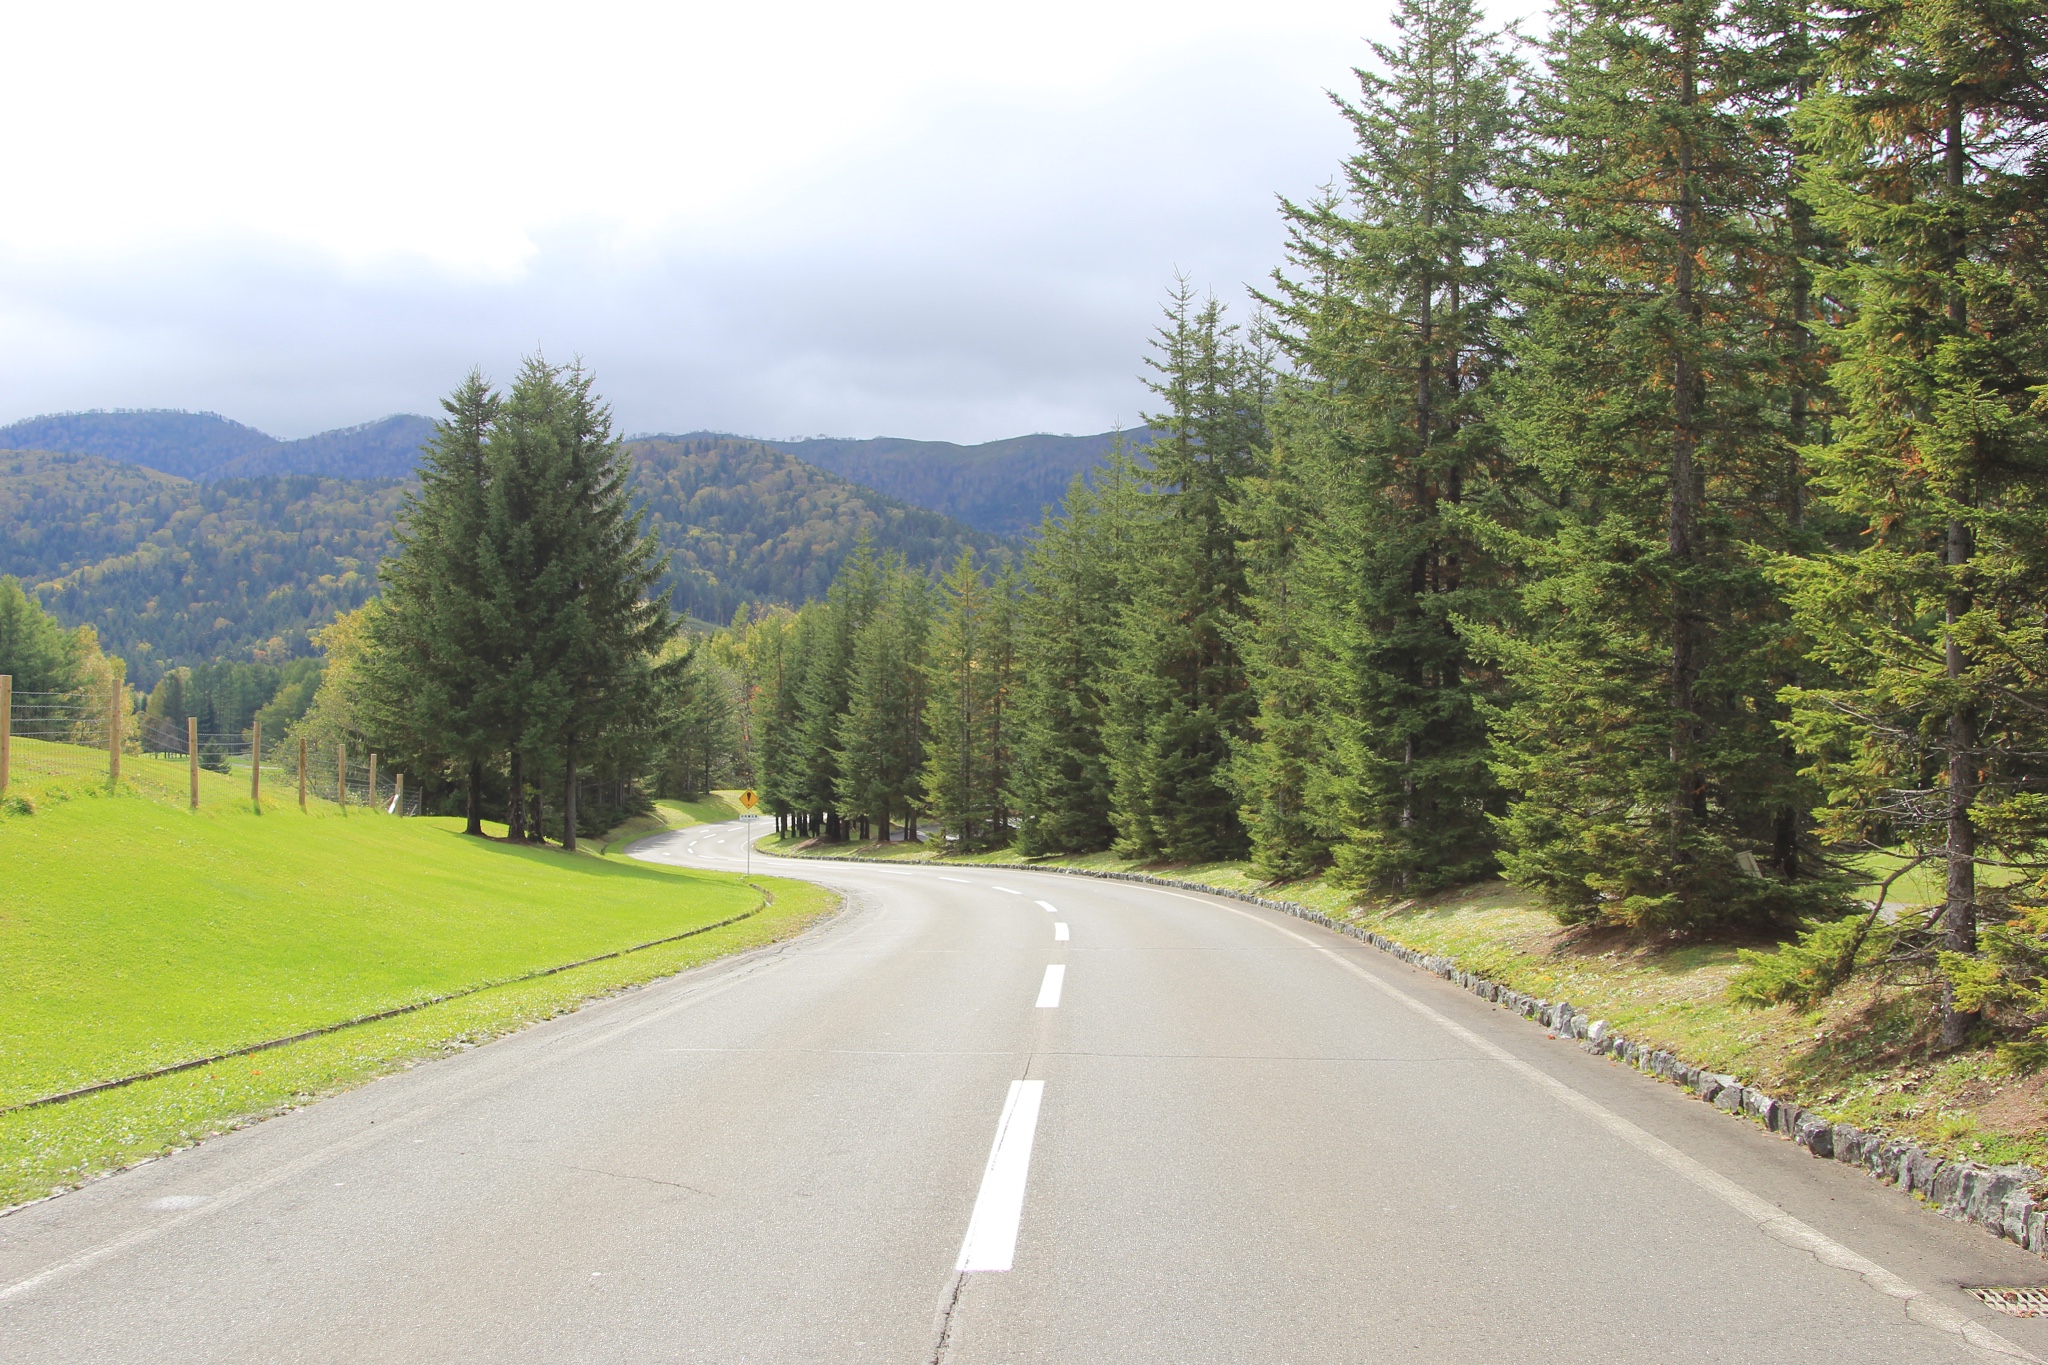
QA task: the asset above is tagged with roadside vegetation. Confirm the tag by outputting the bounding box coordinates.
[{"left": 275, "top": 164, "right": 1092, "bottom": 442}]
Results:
[{"left": 0, "top": 762, "right": 831, "bottom": 1210}]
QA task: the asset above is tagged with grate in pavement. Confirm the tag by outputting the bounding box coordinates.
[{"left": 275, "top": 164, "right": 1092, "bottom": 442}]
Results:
[{"left": 1968, "top": 1287, "right": 2048, "bottom": 1318}]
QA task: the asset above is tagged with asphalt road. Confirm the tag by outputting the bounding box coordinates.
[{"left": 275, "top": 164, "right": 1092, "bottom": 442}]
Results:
[{"left": 4, "top": 818, "right": 2047, "bottom": 1363}]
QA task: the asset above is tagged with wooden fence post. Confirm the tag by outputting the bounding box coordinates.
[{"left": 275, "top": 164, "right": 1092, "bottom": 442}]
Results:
[
  {"left": 298, "top": 735, "right": 307, "bottom": 810},
  {"left": 107, "top": 673, "right": 122, "bottom": 785},
  {"left": 0, "top": 673, "right": 11, "bottom": 800},
  {"left": 250, "top": 719, "right": 261, "bottom": 804},
  {"left": 188, "top": 716, "right": 199, "bottom": 809},
  {"left": 368, "top": 753, "right": 379, "bottom": 812},
  {"left": 395, "top": 772, "right": 404, "bottom": 817},
  {"left": 337, "top": 743, "right": 347, "bottom": 807}
]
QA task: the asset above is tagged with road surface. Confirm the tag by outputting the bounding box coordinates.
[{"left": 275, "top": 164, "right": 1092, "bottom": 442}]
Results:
[{"left": 3, "top": 818, "right": 2045, "bottom": 1362}]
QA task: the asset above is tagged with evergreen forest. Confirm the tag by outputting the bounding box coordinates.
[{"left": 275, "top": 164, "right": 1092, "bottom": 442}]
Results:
[{"left": 724, "top": 0, "right": 2048, "bottom": 1056}]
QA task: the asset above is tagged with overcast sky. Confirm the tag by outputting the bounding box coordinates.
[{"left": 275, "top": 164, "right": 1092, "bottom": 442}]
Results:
[{"left": 0, "top": 0, "right": 1540, "bottom": 444}]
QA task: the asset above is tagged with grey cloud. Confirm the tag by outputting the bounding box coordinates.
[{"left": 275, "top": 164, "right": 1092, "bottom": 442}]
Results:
[{"left": 0, "top": 43, "right": 1359, "bottom": 442}]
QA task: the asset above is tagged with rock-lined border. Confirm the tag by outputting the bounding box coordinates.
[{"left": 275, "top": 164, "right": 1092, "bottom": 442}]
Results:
[{"left": 793, "top": 846, "right": 2048, "bottom": 1259}]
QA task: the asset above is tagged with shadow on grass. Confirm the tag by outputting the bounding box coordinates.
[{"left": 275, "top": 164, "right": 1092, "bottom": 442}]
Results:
[{"left": 435, "top": 827, "right": 742, "bottom": 885}]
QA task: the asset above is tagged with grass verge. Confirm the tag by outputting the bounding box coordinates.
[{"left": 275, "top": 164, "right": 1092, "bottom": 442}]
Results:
[
  {"left": 762, "top": 832, "right": 2047, "bottom": 1171},
  {"left": 0, "top": 764, "right": 834, "bottom": 1211}
]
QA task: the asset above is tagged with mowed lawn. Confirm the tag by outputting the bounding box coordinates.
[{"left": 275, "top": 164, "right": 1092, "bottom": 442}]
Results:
[{"left": 0, "top": 752, "right": 780, "bottom": 1110}]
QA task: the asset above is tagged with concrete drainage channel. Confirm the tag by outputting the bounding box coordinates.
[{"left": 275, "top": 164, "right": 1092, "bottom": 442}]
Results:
[{"left": 798, "top": 847, "right": 2048, "bottom": 1262}]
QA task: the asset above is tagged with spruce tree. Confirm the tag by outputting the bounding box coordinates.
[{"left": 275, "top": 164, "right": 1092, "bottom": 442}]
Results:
[
  {"left": 475, "top": 358, "right": 678, "bottom": 850},
  {"left": 1238, "top": 0, "right": 1515, "bottom": 888},
  {"left": 1102, "top": 289, "right": 1267, "bottom": 863},
  {"left": 921, "top": 552, "right": 1014, "bottom": 849},
  {"left": 793, "top": 538, "right": 880, "bottom": 840},
  {"left": 1010, "top": 463, "right": 1137, "bottom": 855},
  {"left": 1780, "top": 0, "right": 2048, "bottom": 1044},
  {"left": 361, "top": 370, "right": 500, "bottom": 833},
  {"left": 837, "top": 557, "right": 932, "bottom": 841},
  {"left": 1468, "top": 0, "right": 1832, "bottom": 930}
]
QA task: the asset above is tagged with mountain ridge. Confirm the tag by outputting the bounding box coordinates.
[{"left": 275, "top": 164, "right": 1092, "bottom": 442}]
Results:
[
  {"left": 0, "top": 409, "right": 1143, "bottom": 534},
  {"left": 0, "top": 438, "right": 1002, "bottom": 685}
]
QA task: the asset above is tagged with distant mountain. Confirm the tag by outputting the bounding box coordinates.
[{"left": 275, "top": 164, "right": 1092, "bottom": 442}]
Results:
[
  {"left": 635, "top": 428, "right": 1152, "bottom": 535},
  {"left": 627, "top": 436, "right": 1005, "bottom": 624},
  {"left": 0, "top": 440, "right": 1003, "bottom": 684},
  {"left": 0, "top": 410, "right": 437, "bottom": 481}
]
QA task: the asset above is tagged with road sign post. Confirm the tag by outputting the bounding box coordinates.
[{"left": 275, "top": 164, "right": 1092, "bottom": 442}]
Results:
[{"left": 739, "top": 789, "right": 759, "bottom": 874}]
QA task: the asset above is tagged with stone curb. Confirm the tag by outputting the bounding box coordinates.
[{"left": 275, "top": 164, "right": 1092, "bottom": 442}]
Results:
[{"left": 793, "top": 845, "right": 2047, "bottom": 1259}]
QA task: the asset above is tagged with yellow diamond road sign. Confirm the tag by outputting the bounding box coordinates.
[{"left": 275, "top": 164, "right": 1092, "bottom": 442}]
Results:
[{"left": 739, "top": 789, "right": 758, "bottom": 811}]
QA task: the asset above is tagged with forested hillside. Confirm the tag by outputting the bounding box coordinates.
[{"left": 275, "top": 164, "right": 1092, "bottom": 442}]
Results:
[
  {"left": 758, "top": 429, "right": 1150, "bottom": 534},
  {"left": 0, "top": 410, "right": 437, "bottom": 480},
  {"left": 631, "top": 436, "right": 1002, "bottom": 623},
  {"left": 0, "top": 452, "right": 405, "bottom": 686},
  {"left": 0, "top": 438, "right": 1001, "bottom": 684}
]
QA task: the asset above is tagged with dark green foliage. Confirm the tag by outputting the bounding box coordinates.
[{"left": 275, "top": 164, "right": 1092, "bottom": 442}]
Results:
[
  {"left": 1777, "top": 0, "right": 2048, "bottom": 1041},
  {"left": 0, "top": 575, "right": 85, "bottom": 693},
  {"left": 358, "top": 372, "right": 503, "bottom": 831},
  {"left": 0, "top": 437, "right": 1000, "bottom": 692},
  {"left": 1101, "top": 288, "right": 1265, "bottom": 864},
  {"left": 1464, "top": 0, "right": 1835, "bottom": 932},
  {"left": 837, "top": 559, "right": 933, "bottom": 839},
  {"left": 1009, "top": 470, "right": 1130, "bottom": 856},
  {"left": 1238, "top": 0, "right": 1514, "bottom": 889},
  {"left": 474, "top": 359, "right": 682, "bottom": 850},
  {"left": 921, "top": 553, "right": 1017, "bottom": 849},
  {"left": 659, "top": 645, "right": 746, "bottom": 799},
  {"left": 629, "top": 437, "right": 1005, "bottom": 624}
]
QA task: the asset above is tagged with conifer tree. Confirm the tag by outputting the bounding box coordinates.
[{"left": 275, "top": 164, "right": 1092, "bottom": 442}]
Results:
[
  {"left": 837, "top": 557, "right": 932, "bottom": 841},
  {"left": 475, "top": 358, "right": 678, "bottom": 850},
  {"left": 1779, "top": 0, "right": 2048, "bottom": 1044},
  {"left": 1468, "top": 0, "right": 1831, "bottom": 930},
  {"left": 794, "top": 539, "right": 880, "bottom": 840},
  {"left": 1238, "top": 0, "right": 1515, "bottom": 887},
  {"left": 361, "top": 370, "right": 500, "bottom": 834},
  {"left": 1010, "top": 463, "right": 1137, "bottom": 855},
  {"left": 921, "top": 552, "right": 1014, "bottom": 848},
  {"left": 1102, "top": 289, "right": 1267, "bottom": 862}
]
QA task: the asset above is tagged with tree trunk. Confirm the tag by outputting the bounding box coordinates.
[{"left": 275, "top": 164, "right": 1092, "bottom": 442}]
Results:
[
  {"left": 1668, "top": 40, "right": 1706, "bottom": 851},
  {"left": 507, "top": 751, "right": 525, "bottom": 841},
  {"left": 1938, "top": 91, "right": 1978, "bottom": 1051},
  {"left": 465, "top": 758, "right": 484, "bottom": 836},
  {"left": 563, "top": 739, "right": 578, "bottom": 853}
]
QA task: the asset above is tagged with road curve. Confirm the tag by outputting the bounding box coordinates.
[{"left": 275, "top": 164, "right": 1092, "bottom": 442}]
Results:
[{"left": 3, "top": 818, "right": 2045, "bottom": 1363}]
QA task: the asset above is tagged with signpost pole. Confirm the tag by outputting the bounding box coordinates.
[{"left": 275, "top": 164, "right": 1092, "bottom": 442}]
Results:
[{"left": 738, "top": 788, "right": 759, "bottom": 875}]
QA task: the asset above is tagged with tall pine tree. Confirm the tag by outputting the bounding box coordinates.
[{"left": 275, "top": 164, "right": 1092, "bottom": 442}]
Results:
[
  {"left": 1469, "top": 0, "right": 1833, "bottom": 930},
  {"left": 1780, "top": 0, "right": 2048, "bottom": 1044}
]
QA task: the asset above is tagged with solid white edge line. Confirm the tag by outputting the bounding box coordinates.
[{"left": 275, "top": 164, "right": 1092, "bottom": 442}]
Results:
[
  {"left": 1054, "top": 923, "right": 1069, "bottom": 942},
  {"left": 956, "top": 1080, "right": 1045, "bottom": 1273},
  {"left": 1035, "top": 964, "right": 1065, "bottom": 1008},
  {"left": 1137, "top": 884, "right": 2038, "bottom": 1363}
]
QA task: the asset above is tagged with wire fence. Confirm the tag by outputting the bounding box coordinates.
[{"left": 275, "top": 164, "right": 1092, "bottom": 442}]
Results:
[{"left": 2, "top": 674, "right": 419, "bottom": 815}]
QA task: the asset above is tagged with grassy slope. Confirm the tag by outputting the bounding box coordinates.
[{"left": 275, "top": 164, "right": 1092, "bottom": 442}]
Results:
[
  {"left": 762, "top": 833, "right": 2047, "bottom": 1171},
  {"left": 0, "top": 759, "right": 833, "bottom": 1208}
]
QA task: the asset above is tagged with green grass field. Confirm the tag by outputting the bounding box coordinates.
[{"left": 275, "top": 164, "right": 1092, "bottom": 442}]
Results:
[{"left": 0, "top": 748, "right": 832, "bottom": 1209}]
